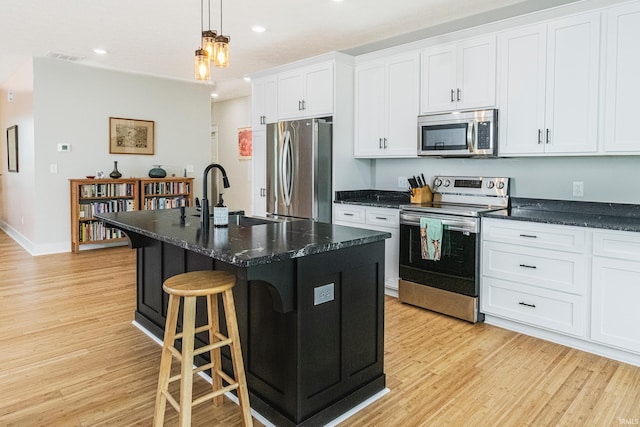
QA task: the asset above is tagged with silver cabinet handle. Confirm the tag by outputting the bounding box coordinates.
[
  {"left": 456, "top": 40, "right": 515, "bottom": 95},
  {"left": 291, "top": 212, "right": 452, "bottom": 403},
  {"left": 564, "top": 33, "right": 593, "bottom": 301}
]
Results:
[
  {"left": 537, "top": 129, "right": 542, "bottom": 144},
  {"left": 457, "top": 88, "right": 461, "bottom": 101},
  {"left": 379, "top": 138, "right": 383, "bottom": 149},
  {"left": 343, "top": 212, "right": 354, "bottom": 217},
  {"left": 450, "top": 89, "right": 455, "bottom": 102},
  {"left": 546, "top": 128, "right": 550, "bottom": 144},
  {"left": 519, "top": 234, "right": 538, "bottom": 238},
  {"left": 383, "top": 138, "right": 387, "bottom": 149},
  {"left": 375, "top": 216, "right": 388, "bottom": 221},
  {"left": 519, "top": 264, "right": 537, "bottom": 269}
]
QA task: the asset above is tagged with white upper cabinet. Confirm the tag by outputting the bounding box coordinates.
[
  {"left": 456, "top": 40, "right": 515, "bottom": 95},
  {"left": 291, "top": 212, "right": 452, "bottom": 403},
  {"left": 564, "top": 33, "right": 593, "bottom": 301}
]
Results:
[
  {"left": 277, "top": 62, "right": 334, "bottom": 120},
  {"left": 252, "top": 76, "right": 277, "bottom": 130},
  {"left": 604, "top": 2, "right": 640, "bottom": 153},
  {"left": 420, "top": 36, "right": 496, "bottom": 114},
  {"left": 498, "top": 13, "right": 601, "bottom": 156},
  {"left": 354, "top": 51, "right": 420, "bottom": 158}
]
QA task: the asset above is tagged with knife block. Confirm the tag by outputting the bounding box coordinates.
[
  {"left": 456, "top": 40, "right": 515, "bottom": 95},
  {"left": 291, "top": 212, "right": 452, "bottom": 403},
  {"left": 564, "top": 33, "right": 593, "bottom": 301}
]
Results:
[{"left": 410, "top": 185, "right": 433, "bottom": 203}]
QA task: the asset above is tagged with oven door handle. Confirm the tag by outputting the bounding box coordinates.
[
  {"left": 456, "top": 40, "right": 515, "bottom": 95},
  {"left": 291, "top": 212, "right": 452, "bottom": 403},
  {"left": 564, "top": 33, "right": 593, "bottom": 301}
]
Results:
[{"left": 400, "top": 215, "right": 478, "bottom": 234}]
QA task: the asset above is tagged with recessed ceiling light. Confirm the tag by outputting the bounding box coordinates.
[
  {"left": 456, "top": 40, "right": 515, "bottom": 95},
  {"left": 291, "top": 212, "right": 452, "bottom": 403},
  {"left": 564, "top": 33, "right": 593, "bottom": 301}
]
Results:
[
  {"left": 243, "top": 76, "right": 251, "bottom": 82},
  {"left": 251, "top": 25, "right": 266, "bottom": 33},
  {"left": 211, "top": 93, "right": 219, "bottom": 98},
  {"left": 92, "top": 48, "right": 108, "bottom": 55}
]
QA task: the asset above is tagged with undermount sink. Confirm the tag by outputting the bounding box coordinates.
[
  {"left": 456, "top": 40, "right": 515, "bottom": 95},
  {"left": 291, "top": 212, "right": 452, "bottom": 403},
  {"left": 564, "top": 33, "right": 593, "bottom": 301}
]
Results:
[{"left": 191, "top": 213, "right": 277, "bottom": 227}]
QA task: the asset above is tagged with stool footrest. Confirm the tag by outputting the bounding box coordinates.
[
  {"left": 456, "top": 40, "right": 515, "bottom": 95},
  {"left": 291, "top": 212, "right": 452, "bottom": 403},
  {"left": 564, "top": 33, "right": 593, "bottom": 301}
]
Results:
[
  {"left": 175, "top": 324, "right": 211, "bottom": 340},
  {"left": 162, "top": 389, "right": 181, "bottom": 412},
  {"left": 193, "top": 337, "right": 232, "bottom": 357},
  {"left": 191, "top": 383, "right": 239, "bottom": 408}
]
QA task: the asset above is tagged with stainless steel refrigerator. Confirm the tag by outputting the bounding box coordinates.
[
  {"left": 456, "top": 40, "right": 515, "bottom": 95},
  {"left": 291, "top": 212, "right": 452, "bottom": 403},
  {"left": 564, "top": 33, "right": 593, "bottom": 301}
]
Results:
[{"left": 266, "top": 117, "right": 332, "bottom": 223}]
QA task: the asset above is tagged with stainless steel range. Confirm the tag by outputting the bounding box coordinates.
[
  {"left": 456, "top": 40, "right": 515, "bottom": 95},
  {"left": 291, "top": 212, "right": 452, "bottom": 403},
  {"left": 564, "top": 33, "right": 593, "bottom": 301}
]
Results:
[{"left": 398, "top": 175, "right": 510, "bottom": 323}]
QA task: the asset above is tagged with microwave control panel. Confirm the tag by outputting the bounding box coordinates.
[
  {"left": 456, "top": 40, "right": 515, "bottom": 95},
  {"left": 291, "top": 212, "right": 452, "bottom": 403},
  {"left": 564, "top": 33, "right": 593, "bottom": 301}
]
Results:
[{"left": 477, "top": 121, "right": 492, "bottom": 150}]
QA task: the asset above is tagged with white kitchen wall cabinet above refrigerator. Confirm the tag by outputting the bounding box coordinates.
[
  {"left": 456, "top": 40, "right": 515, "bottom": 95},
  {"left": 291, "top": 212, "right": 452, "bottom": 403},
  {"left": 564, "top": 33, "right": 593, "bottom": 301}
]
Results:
[
  {"left": 354, "top": 51, "right": 419, "bottom": 158},
  {"left": 420, "top": 36, "right": 497, "bottom": 114},
  {"left": 251, "top": 76, "right": 277, "bottom": 130},
  {"left": 498, "top": 12, "right": 601, "bottom": 156},
  {"left": 277, "top": 62, "right": 334, "bottom": 120}
]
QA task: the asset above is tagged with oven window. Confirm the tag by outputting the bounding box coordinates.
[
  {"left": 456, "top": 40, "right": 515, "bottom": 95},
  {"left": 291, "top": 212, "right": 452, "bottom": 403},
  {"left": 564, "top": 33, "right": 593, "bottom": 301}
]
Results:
[
  {"left": 421, "top": 123, "right": 468, "bottom": 151},
  {"left": 399, "top": 223, "right": 477, "bottom": 296}
]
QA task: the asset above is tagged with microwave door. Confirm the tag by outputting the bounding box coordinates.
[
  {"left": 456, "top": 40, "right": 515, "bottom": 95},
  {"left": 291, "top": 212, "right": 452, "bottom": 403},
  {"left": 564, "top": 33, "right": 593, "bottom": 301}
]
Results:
[{"left": 421, "top": 122, "right": 469, "bottom": 155}]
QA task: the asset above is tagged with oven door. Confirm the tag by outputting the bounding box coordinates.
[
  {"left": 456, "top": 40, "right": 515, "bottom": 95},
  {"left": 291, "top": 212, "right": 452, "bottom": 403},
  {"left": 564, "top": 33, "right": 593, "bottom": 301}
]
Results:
[{"left": 399, "top": 212, "right": 479, "bottom": 297}]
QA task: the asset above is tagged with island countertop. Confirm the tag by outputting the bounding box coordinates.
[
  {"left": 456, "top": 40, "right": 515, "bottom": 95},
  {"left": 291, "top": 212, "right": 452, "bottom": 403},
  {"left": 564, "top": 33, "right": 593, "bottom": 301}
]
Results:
[{"left": 96, "top": 208, "right": 391, "bottom": 267}]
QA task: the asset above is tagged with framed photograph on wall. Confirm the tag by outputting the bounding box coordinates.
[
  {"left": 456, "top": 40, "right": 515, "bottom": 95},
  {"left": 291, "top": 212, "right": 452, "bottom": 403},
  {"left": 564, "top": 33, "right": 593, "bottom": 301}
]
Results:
[
  {"left": 238, "top": 127, "right": 252, "bottom": 159},
  {"left": 7, "top": 125, "right": 18, "bottom": 172},
  {"left": 109, "top": 117, "right": 155, "bottom": 155}
]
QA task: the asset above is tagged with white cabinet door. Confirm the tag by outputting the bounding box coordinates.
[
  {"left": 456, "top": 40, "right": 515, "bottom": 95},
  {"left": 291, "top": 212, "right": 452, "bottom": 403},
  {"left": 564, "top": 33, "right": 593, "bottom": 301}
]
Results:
[
  {"left": 354, "top": 62, "right": 386, "bottom": 156},
  {"left": 544, "top": 13, "right": 600, "bottom": 154},
  {"left": 385, "top": 53, "right": 420, "bottom": 157},
  {"left": 498, "top": 14, "right": 600, "bottom": 156},
  {"left": 592, "top": 256, "right": 640, "bottom": 353},
  {"left": 354, "top": 52, "right": 419, "bottom": 158},
  {"left": 498, "top": 24, "right": 548, "bottom": 155},
  {"left": 277, "top": 62, "right": 333, "bottom": 120},
  {"left": 604, "top": 2, "right": 640, "bottom": 153},
  {"left": 251, "top": 130, "right": 267, "bottom": 217},
  {"left": 420, "top": 44, "right": 457, "bottom": 113},
  {"left": 252, "top": 76, "right": 277, "bottom": 130},
  {"left": 421, "top": 36, "right": 496, "bottom": 114}
]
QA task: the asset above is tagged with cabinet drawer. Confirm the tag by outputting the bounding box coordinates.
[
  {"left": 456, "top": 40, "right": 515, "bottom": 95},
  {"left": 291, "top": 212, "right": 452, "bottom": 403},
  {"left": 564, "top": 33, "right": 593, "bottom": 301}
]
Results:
[
  {"left": 334, "top": 205, "right": 366, "bottom": 224},
  {"left": 366, "top": 208, "right": 399, "bottom": 228},
  {"left": 593, "top": 230, "right": 640, "bottom": 261},
  {"left": 481, "top": 276, "right": 587, "bottom": 337},
  {"left": 482, "top": 218, "right": 587, "bottom": 253},
  {"left": 482, "top": 241, "right": 589, "bottom": 295}
]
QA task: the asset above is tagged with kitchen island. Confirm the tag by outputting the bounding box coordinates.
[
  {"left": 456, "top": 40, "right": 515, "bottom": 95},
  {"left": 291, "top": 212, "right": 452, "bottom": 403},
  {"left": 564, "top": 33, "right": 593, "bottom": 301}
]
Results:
[{"left": 96, "top": 208, "right": 390, "bottom": 427}]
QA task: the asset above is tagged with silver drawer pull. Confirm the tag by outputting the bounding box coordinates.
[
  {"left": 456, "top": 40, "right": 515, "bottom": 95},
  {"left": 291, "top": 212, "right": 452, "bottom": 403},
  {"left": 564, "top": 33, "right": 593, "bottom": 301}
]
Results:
[
  {"left": 519, "top": 234, "right": 538, "bottom": 238},
  {"left": 519, "top": 264, "right": 537, "bottom": 269},
  {"left": 343, "top": 213, "right": 354, "bottom": 217},
  {"left": 519, "top": 301, "right": 536, "bottom": 308},
  {"left": 375, "top": 216, "right": 387, "bottom": 220}
]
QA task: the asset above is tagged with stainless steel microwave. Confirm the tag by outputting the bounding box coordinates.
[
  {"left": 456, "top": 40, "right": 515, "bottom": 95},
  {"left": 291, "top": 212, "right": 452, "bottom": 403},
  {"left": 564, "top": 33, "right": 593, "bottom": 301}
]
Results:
[{"left": 418, "top": 109, "right": 498, "bottom": 157}]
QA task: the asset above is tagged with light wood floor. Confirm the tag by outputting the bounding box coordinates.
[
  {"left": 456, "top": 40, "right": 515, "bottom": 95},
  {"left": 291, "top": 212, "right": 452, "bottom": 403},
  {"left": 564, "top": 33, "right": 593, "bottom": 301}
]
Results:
[{"left": 0, "top": 230, "right": 638, "bottom": 426}]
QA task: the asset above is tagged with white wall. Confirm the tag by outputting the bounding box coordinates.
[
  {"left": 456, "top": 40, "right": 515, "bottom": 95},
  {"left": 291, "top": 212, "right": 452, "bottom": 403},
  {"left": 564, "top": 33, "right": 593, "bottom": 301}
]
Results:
[
  {"left": 0, "top": 60, "right": 36, "bottom": 248},
  {"left": 211, "top": 96, "right": 252, "bottom": 214},
  {"left": 372, "top": 156, "right": 640, "bottom": 204},
  {"left": 1, "top": 58, "right": 214, "bottom": 254}
]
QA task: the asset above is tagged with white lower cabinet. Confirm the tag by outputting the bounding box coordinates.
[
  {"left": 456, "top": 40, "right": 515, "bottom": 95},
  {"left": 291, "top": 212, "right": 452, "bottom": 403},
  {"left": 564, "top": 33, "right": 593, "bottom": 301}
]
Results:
[
  {"left": 482, "top": 218, "right": 640, "bottom": 364},
  {"left": 334, "top": 204, "right": 399, "bottom": 295},
  {"left": 591, "top": 230, "right": 640, "bottom": 353},
  {"left": 481, "top": 219, "right": 589, "bottom": 337}
]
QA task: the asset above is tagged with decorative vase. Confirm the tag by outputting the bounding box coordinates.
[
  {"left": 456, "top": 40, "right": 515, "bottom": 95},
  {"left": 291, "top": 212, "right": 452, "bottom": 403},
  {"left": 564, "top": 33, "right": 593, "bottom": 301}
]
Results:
[
  {"left": 109, "top": 161, "right": 122, "bottom": 179},
  {"left": 149, "top": 165, "right": 167, "bottom": 178}
]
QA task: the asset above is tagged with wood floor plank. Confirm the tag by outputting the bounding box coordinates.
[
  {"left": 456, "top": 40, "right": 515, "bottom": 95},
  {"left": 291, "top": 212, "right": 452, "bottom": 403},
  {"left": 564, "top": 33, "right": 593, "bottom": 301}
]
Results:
[{"left": 0, "top": 230, "right": 638, "bottom": 426}]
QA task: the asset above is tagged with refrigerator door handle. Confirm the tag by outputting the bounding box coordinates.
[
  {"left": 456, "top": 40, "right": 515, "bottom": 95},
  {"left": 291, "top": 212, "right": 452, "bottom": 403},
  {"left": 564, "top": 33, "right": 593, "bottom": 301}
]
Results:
[{"left": 281, "top": 129, "right": 294, "bottom": 207}]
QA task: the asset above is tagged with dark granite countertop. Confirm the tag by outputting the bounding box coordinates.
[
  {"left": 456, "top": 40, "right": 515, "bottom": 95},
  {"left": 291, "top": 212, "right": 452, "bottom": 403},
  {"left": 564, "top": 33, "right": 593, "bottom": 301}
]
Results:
[
  {"left": 96, "top": 208, "right": 391, "bottom": 267},
  {"left": 481, "top": 198, "right": 640, "bottom": 233},
  {"left": 334, "top": 190, "right": 410, "bottom": 209}
]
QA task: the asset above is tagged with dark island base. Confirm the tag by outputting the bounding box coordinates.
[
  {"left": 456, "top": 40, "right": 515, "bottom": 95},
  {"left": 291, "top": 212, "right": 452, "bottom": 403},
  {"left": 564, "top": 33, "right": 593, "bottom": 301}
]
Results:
[{"left": 134, "top": 238, "right": 386, "bottom": 426}]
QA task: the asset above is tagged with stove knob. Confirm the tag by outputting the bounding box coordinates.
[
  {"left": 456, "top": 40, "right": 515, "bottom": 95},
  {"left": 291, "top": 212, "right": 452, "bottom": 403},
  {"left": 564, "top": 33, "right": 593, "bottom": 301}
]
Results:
[
  {"left": 486, "top": 180, "right": 495, "bottom": 189},
  {"left": 434, "top": 178, "right": 443, "bottom": 187},
  {"left": 443, "top": 179, "right": 451, "bottom": 187},
  {"left": 497, "top": 181, "right": 505, "bottom": 190}
]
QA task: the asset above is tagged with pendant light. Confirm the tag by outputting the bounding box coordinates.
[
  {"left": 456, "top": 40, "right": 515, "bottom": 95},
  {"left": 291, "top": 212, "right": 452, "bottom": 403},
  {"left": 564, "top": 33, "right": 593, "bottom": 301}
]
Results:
[
  {"left": 213, "top": 0, "right": 230, "bottom": 68},
  {"left": 194, "top": 0, "right": 211, "bottom": 80},
  {"left": 202, "top": 0, "right": 217, "bottom": 59}
]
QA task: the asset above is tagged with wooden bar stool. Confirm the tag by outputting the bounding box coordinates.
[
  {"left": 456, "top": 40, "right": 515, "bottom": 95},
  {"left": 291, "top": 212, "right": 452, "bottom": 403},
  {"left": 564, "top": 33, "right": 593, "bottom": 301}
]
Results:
[{"left": 153, "top": 270, "right": 253, "bottom": 427}]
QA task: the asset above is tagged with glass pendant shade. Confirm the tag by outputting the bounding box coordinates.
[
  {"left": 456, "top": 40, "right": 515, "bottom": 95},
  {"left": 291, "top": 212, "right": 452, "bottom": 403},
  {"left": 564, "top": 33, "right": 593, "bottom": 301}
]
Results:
[
  {"left": 194, "top": 48, "right": 210, "bottom": 80},
  {"left": 213, "top": 35, "right": 230, "bottom": 68},
  {"left": 202, "top": 30, "right": 217, "bottom": 59}
]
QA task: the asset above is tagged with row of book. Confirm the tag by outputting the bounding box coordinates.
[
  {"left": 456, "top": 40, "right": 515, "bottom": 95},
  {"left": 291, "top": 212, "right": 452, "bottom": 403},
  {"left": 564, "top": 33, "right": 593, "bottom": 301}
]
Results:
[
  {"left": 78, "top": 221, "right": 124, "bottom": 243},
  {"left": 144, "top": 182, "right": 191, "bottom": 195},
  {"left": 80, "top": 183, "right": 135, "bottom": 198},
  {"left": 78, "top": 200, "right": 136, "bottom": 219},
  {"left": 142, "top": 197, "right": 189, "bottom": 210}
]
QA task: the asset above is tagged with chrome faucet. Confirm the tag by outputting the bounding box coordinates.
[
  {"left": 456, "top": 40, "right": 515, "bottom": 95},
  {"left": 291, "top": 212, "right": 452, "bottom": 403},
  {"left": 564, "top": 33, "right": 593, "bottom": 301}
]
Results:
[{"left": 201, "top": 163, "right": 230, "bottom": 229}]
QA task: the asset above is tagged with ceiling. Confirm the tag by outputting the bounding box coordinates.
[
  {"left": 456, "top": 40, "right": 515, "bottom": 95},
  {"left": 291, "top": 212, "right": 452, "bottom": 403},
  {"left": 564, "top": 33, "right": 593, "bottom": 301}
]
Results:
[{"left": 1, "top": 0, "right": 579, "bottom": 101}]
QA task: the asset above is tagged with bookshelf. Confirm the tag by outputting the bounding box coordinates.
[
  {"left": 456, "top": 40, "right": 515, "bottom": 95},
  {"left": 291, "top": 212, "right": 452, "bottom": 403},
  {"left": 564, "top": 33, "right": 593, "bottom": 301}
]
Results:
[
  {"left": 139, "top": 177, "right": 194, "bottom": 210},
  {"left": 70, "top": 178, "right": 139, "bottom": 253}
]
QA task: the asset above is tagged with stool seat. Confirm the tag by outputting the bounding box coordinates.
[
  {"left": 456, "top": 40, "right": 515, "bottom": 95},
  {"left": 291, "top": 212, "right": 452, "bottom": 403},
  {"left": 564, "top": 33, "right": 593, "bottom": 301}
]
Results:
[
  {"left": 153, "top": 270, "right": 253, "bottom": 427},
  {"left": 163, "top": 270, "right": 236, "bottom": 296}
]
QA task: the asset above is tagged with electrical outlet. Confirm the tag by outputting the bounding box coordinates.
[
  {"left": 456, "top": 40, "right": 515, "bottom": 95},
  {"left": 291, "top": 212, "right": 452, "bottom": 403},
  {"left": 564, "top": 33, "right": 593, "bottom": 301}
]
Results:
[
  {"left": 314, "top": 283, "right": 335, "bottom": 306},
  {"left": 398, "top": 176, "right": 408, "bottom": 188},
  {"left": 49, "top": 164, "right": 58, "bottom": 174},
  {"left": 573, "top": 181, "right": 584, "bottom": 197},
  {"left": 186, "top": 164, "right": 194, "bottom": 173}
]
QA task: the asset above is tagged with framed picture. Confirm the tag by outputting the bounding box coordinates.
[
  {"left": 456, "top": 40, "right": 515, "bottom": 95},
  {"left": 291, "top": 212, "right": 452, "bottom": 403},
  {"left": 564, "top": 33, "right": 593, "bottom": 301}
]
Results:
[
  {"left": 6, "top": 125, "right": 18, "bottom": 172},
  {"left": 109, "top": 117, "right": 154, "bottom": 155},
  {"left": 238, "top": 127, "right": 252, "bottom": 159}
]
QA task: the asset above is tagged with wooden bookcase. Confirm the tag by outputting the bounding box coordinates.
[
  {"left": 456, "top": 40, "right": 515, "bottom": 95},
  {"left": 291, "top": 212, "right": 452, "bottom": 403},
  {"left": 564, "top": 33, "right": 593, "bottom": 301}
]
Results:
[
  {"left": 139, "top": 177, "right": 194, "bottom": 210},
  {"left": 70, "top": 178, "right": 139, "bottom": 253}
]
